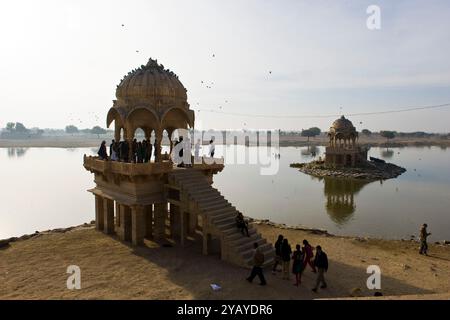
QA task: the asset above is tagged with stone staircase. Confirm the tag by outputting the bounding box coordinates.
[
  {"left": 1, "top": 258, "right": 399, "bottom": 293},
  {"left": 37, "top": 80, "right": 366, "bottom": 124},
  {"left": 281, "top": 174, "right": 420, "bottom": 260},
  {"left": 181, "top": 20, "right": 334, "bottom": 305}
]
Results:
[{"left": 168, "top": 169, "right": 275, "bottom": 268}]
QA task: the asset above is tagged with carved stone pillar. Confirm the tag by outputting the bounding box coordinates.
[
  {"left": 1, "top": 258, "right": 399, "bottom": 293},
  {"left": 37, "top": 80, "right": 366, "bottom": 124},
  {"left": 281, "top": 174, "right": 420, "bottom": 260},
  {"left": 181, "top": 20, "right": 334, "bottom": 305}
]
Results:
[
  {"left": 154, "top": 202, "right": 168, "bottom": 239},
  {"left": 95, "top": 195, "right": 104, "bottom": 231},
  {"left": 131, "top": 205, "right": 146, "bottom": 246},
  {"left": 103, "top": 198, "right": 115, "bottom": 234}
]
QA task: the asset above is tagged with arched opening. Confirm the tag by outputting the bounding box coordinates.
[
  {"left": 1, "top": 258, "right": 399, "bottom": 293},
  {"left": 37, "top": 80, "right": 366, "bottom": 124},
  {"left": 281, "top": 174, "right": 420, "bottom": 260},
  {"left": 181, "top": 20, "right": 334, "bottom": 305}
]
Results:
[
  {"left": 161, "top": 107, "right": 194, "bottom": 131},
  {"left": 126, "top": 107, "right": 160, "bottom": 141}
]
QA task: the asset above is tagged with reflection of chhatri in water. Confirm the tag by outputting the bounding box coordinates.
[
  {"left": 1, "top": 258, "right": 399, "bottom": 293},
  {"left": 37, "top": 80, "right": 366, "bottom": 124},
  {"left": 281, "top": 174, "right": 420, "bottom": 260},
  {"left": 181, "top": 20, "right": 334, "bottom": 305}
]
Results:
[
  {"left": 322, "top": 177, "right": 370, "bottom": 225},
  {"left": 7, "top": 147, "right": 28, "bottom": 158},
  {"left": 300, "top": 145, "right": 320, "bottom": 158}
]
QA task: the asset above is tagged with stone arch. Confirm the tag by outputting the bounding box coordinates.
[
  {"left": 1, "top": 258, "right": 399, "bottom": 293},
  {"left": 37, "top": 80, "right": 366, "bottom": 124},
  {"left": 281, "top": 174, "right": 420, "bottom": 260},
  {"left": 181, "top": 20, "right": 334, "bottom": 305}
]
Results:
[
  {"left": 125, "top": 106, "right": 160, "bottom": 140},
  {"left": 161, "top": 106, "right": 194, "bottom": 131},
  {"left": 107, "top": 108, "right": 126, "bottom": 141}
]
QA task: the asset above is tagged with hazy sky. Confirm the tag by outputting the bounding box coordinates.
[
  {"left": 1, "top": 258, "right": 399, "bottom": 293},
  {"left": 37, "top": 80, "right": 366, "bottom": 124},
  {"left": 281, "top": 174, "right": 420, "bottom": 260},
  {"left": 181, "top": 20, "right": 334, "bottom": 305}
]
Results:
[{"left": 1, "top": 0, "right": 450, "bottom": 132}]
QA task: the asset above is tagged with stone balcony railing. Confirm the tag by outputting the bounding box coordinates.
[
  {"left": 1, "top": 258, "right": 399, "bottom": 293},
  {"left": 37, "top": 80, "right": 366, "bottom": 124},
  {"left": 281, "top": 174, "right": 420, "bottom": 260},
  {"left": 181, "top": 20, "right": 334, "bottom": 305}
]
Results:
[
  {"left": 325, "top": 145, "right": 367, "bottom": 153},
  {"left": 83, "top": 155, "right": 225, "bottom": 177}
]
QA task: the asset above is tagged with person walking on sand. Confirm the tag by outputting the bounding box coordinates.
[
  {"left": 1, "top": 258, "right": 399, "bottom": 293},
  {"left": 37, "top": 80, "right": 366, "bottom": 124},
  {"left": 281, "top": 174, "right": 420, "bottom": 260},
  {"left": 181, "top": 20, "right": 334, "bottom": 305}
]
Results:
[
  {"left": 303, "top": 239, "right": 317, "bottom": 273},
  {"left": 292, "top": 244, "right": 305, "bottom": 286},
  {"left": 312, "top": 245, "right": 328, "bottom": 293},
  {"left": 281, "top": 239, "right": 292, "bottom": 280},
  {"left": 419, "top": 223, "right": 432, "bottom": 255},
  {"left": 272, "top": 235, "right": 284, "bottom": 274},
  {"left": 246, "top": 243, "right": 267, "bottom": 286}
]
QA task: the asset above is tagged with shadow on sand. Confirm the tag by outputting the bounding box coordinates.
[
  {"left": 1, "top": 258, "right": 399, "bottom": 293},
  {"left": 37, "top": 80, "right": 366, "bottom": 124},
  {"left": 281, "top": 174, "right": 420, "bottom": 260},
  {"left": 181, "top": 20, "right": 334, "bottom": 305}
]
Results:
[{"left": 118, "top": 235, "right": 434, "bottom": 300}]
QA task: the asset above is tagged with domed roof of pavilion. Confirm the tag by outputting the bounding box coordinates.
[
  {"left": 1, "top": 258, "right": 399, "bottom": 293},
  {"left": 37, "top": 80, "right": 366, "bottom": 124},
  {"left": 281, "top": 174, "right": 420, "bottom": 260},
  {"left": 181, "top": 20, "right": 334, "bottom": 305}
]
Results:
[
  {"left": 328, "top": 115, "right": 358, "bottom": 141},
  {"left": 107, "top": 58, "right": 194, "bottom": 140},
  {"left": 115, "top": 58, "right": 187, "bottom": 103},
  {"left": 331, "top": 116, "right": 356, "bottom": 132}
]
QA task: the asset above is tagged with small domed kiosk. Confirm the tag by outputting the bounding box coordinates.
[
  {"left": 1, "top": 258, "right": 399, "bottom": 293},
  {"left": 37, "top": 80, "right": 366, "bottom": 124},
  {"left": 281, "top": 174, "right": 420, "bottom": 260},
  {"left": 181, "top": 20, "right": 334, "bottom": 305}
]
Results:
[
  {"left": 325, "top": 116, "right": 367, "bottom": 167},
  {"left": 83, "top": 58, "right": 274, "bottom": 267}
]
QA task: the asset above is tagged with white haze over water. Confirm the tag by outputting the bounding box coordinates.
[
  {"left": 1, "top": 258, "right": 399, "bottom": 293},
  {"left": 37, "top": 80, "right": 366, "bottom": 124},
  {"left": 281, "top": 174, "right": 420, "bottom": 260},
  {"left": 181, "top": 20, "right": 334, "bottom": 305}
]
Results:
[{"left": 0, "top": 0, "right": 450, "bottom": 131}]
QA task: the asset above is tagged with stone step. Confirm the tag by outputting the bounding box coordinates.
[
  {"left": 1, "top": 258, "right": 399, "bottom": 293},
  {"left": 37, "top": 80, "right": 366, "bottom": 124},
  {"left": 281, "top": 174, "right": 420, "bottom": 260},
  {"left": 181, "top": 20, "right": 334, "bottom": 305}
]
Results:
[
  {"left": 199, "top": 201, "right": 231, "bottom": 211},
  {"left": 213, "top": 215, "right": 236, "bottom": 225},
  {"left": 230, "top": 233, "right": 261, "bottom": 246},
  {"left": 236, "top": 238, "right": 267, "bottom": 252},
  {"left": 186, "top": 186, "right": 218, "bottom": 195},
  {"left": 192, "top": 192, "right": 223, "bottom": 201},
  {"left": 178, "top": 178, "right": 210, "bottom": 186},
  {"left": 215, "top": 220, "right": 237, "bottom": 230},
  {"left": 187, "top": 191, "right": 221, "bottom": 200},
  {"left": 197, "top": 197, "right": 226, "bottom": 206},
  {"left": 222, "top": 225, "right": 256, "bottom": 237},
  {"left": 209, "top": 209, "right": 235, "bottom": 219},
  {"left": 240, "top": 243, "right": 273, "bottom": 259}
]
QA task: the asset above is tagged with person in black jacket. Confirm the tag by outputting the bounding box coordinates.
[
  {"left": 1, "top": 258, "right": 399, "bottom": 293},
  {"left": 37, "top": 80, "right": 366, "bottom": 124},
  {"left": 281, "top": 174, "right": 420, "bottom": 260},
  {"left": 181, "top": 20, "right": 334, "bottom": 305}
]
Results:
[
  {"left": 272, "top": 235, "right": 284, "bottom": 274},
  {"left": 312, "top": 245, "right": 328, "bottom": 292},
  {"left": 281, "top": 239, "right": 292, "bottom": 280},
  {"left": 97, "top": 141, "right": 108, "bottom": 160}
]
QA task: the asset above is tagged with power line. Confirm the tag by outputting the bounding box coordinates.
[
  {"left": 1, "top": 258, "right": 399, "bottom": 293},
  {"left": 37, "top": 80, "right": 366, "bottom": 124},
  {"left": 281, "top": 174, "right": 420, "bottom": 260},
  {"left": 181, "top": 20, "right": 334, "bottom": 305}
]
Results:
[{"left": 195, "top": 103, "right": 450, "bottom": 119}]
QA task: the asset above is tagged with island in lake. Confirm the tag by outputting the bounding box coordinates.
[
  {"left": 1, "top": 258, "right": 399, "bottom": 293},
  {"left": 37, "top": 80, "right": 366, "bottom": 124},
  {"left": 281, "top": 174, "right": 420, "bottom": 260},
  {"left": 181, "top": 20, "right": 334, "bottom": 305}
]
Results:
[{"left": 291, "top": 116, "right": 406, "bottom": 180}]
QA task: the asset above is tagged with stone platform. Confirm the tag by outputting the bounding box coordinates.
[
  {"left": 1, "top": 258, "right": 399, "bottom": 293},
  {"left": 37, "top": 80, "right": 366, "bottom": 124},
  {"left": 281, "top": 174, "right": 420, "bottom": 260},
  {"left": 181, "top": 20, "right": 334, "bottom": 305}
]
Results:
[{"left": 290, "top": 160, "right": 406, "bottom": 180}]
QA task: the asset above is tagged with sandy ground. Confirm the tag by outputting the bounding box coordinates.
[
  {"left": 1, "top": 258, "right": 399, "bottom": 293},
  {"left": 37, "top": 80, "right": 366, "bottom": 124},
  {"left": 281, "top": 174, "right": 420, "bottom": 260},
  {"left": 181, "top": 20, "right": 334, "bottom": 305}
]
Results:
[{"left": 0, "top": 223, "right": 449, "bottom": 300}]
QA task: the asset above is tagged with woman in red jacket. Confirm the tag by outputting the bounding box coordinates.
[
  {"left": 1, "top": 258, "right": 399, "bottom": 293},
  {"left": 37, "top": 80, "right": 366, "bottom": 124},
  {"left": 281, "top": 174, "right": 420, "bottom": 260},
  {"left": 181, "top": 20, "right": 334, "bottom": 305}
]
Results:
[{"left": 302, "top": 240, "right": 317, "bottom": 273}]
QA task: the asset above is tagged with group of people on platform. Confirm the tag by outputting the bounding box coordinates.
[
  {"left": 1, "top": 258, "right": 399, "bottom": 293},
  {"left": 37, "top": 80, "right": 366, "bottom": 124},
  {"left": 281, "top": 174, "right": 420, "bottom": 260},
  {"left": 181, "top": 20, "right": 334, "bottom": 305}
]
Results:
[
  {"left": 97, "top": 137, "right": 217, "bottom": 163},
  {"left": 246, "top": 233, "right": 328, "bottom": 292},
  {"left": 97, "top": 139, "right": 154, "bottom": 163}
]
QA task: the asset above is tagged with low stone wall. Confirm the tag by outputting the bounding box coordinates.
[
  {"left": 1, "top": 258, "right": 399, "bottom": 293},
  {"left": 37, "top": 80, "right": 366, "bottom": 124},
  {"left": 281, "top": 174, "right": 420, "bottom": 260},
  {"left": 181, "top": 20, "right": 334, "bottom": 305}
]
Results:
[{"left": 290, "top": 160, "right": 406, "bottom": 180}]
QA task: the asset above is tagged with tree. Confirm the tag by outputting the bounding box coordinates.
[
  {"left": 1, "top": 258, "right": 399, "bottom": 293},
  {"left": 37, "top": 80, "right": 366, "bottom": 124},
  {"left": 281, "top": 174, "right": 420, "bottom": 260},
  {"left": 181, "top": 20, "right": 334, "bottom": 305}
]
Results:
[
  {"left": 14, "top": 122, "right": 29, "bottom": 133},
  {"left": 361, "top": 129, "right": 372, "bottom": 136},
  {"left": 301, "top": 127, "right": 321, "bottom": 142},
  {"left": 6, "top": 122, "right": 15, "bottom": 131},
  {"left": 380, "top": 130, "right": 396, "bottom": 143},
  {"left": 65, "top": 125, "right": 79, "bottom": 135},
  {"left": 91, "top": 126, "right": 107, "bottom": 138}
]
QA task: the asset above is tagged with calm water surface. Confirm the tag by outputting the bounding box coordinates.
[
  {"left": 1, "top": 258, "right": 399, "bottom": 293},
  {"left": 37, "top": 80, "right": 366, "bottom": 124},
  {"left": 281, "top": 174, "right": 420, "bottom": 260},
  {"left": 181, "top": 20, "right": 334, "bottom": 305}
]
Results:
[{"left": 1, "top": 146, "right": 449, "bottom": 241}]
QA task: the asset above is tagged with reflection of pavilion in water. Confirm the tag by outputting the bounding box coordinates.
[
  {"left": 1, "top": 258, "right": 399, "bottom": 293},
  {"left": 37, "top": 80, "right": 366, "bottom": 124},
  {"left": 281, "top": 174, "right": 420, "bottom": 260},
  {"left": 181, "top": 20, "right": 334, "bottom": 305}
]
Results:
[
  {"left": 300, "top": 145, "right": 320, "bottom": 157},
  {"left": 322, "top": 177, "right": 370, "bottom": 225},
  {"left": 7, "top": 148, "right": 28, "bottom": 158}
]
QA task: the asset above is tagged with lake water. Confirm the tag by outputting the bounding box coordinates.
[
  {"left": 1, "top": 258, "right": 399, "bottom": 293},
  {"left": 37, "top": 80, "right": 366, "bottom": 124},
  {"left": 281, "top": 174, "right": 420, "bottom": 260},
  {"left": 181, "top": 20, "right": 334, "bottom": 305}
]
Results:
[{"left": 1, "top": 146, "right": 450, "bottom": 241}]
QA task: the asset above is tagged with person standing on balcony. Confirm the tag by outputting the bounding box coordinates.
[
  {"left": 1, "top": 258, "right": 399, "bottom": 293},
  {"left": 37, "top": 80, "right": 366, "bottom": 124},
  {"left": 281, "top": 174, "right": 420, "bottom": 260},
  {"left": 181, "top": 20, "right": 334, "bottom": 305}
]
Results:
[
  {"left": 147, "top": 139, "right": 153, "bottom": 162},
  {"left": 194, "top": 139, "right": 201, "bottom": 159},
  {"left": 209, "top": 138, "right": 215, "bottom": 158},
  {"left": 97, "top": 141, "right": 108, "bottom": 160},
  {"left": 132, "top": 139, "right": 138, "bottom": 163}
]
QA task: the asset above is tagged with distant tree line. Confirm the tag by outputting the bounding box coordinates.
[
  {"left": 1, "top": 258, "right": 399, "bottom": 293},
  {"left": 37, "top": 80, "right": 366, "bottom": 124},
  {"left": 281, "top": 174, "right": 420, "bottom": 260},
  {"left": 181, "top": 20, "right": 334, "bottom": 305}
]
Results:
[
  {"left": 1, "top": 122, "right": 43, "bottom": 139},
  {"left": 64, "top": 125, "right": 107, "bottom": 137},
  {"left": 0, "top": 122, "right": 110, "bottom": 139}
]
